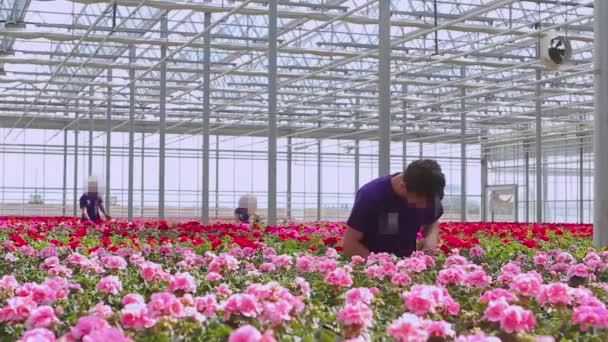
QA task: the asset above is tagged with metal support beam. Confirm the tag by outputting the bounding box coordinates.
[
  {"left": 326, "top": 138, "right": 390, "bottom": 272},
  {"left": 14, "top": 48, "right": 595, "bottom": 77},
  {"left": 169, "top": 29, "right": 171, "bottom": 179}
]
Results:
[
  {"left": 140, "top": 133, "right": 145, "bottom": 217},
  {"left": 201, "top": 11, "right": 211, "bottom": 224},
  {"left": 88, "top": 85, "right": 93, "bottom": 177},
  {"left": 378, "top": 0, "right": 391, "bottom": 176},
  {"left": 460, "top": 66, "right": 467, "bottom": 222},
  {"left": 73, "top": 100, "right": 79, "bottom": 218},
  {"left": 354, "top": 98, "right": 360, "bottom": 192},
  {"left": 402, "top": 85, "right": 407, "bottom": 169},
  {"left": 579, "top": 137, "right": 584, "bottom": 224},
  {"left": 419, "top": 143, "right": 423, "bottom": 159},
  {"left": 287, "top": 136, "right": 292, "bottom": 218},
  {"left": 62, "top": 117, "right": 67, "bottom": 216},
  {"left": 480, "top": 134, "right": 487, "bottom": 222},
  {"left": 535, "top": 68, "right": 543, "bottom": 223},
  {"left": 105, "top": 69, "right": 111, "bottom": 214},
  {"left": 524, "top": 143, "right": 530, "bottom": 222},
  {"left": 215, "top": 135, "right": 219, "bottom": 218},
  {"left": 267, "top": 0, "right": 278, "bottom": 225},
  {"left": 158, "top": 12, "right": 168, "bottom": 220},
  {"left": 594, "top": 0, "right": 608, "bottom": 246},
  {"left": 317, "top": 121, "right": 322, "bottom": 221},
  {"left": 127, "top": 45, "right": 135, "bottom": 221}
]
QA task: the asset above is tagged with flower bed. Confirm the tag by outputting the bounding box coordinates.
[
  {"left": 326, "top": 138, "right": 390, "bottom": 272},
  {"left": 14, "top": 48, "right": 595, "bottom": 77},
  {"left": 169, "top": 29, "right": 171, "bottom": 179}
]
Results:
[{"left": 0, "top": 217, "right": 605, "bottom": 341}]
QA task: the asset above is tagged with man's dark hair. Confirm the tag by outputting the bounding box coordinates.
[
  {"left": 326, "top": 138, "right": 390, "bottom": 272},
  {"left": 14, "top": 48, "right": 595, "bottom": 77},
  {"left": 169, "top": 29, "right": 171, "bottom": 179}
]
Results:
[{"left": 402, "top": 159, "right": 445, "bottom": 200}]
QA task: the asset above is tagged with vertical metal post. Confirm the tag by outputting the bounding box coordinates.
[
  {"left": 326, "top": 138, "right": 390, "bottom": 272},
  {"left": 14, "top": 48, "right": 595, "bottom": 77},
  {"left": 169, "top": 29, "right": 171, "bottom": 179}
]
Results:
[
  {"left": 202, "top": 11, "right": 211, "bottom": 223},
  {"left": 105, "top": 69, "right": 112, "bottom": 214},
  {"left": 378, "top": 0, "right": 391, "bottom": 176},
  {"left": 535, "top": 67, "right": 543, "bottom": 223},
  {"left": 460, "top": 66, "right": 467, "bottom": 222},
  {"left": 158, "top": 12, "right": 168, "bottom": 220},
  {"left": 127, "top": 45, "right": 135, "bottom": 221},
  {"left": 88, "top": 86, "right": 93, "bottom": 177},
  {"left": 140, "top": 133, "right": 145, "bottom": 217},
  {"left": 480, "top": 134, "right": 488, "bottom": 222},
  {"left": 267, "top": 0, "right": 278, "bottom": 225},
  {"left": 286, "top": 136, "right": 292, "bottom": 218},
  {"left": 579, "top": 135, "right": 584, "bottom": 224},
  {"left": 524, "top": 142, "right": 530, "bottom": 222},
  {"left": 354, "top": 98, "right": 360, "bottom": 192},
  {"left": 215, "top": 135, "right": 219, "bottom": 218},
  {"left": 62, "top": 114, "right": 68, "bottom": 216},
  {"left": 402, "top": 84, "right": 407, "bottom": 169},
  {"left": 317, "top": 121, "right": 322, "bottom": 221},
  {"left": 419, "top": 143, "right": 423, "bottom": 159},
  {"left": 594, "top": 0, "right": 608, "bottom": 245},
  {"left": 73, "top": 100, "right": 79, "bottom": 217}
]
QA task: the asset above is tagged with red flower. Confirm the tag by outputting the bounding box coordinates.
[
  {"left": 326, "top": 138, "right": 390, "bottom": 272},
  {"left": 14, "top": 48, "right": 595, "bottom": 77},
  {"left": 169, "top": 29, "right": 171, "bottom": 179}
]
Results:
[{"left": 522, "top": 239, "right": 539, "bottom": 248}]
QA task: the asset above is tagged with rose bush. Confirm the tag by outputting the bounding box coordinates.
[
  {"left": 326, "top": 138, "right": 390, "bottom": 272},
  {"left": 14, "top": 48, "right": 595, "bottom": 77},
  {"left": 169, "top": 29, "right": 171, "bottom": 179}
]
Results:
[{"left": 0, "top": 217, "right": 605, "bottom": 341}]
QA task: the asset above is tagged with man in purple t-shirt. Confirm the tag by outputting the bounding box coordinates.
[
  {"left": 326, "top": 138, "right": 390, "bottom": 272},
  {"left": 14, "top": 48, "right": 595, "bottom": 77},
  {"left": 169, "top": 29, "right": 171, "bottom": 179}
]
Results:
[{"left": 343, "top": 160, "right": 445, "bottom": 258}]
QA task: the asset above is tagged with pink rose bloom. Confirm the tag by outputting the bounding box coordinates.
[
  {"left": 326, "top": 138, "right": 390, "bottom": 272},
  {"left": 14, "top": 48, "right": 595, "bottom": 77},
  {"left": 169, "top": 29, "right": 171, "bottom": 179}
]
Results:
[
  {"left": 469, "top": 246, "right": 485, "bottom": 257},
  {"left": 396, "top": 257, "right": 427, "bottom": 273},
  {"left": 510, "top": 272, "right": 543, "bottom": 297},
  {"left": 216, "top": 283, "right": 232, "bottom": 296},
  {"left": 479, "top": 288, "right": 518, "bottom": 303},
  {"left": 5, "top": 253, "right": 18, "bottom": 262},
  {"left": 497, "top": 262, "right": 522, "bottom": 283},
  {"left": 97, "top": 276, "right": 122, "bottom": 295},
  {"left": 437, "top": 266, "right": 466, "bottom": 286},
  {"left": 120, "top": 303, "right": 156, "bottom": 330},
  {"left": 316, "top": 258, "right": 339, "bottom": 275},
  {"left": 101, "top": 256, "right": 128, "bottom": 270},
  {"left": 180, "top": 294, "right": 194, "bottom": 306},
  {"left": 205, "top": 272, "right": 223, "bottom": 282},
  {"left": 194, "top": 294, "right": 218, "bottom": 317},
  {"left": 325, "top": 248, "right": 338, "bottom": 258},
  {"left": 296, "top": 254, "right": 316, "bottom": 272},
  {"left": 17, "top": 283, "right": 56, "bottom": 305},
  {"left": 167, "top": 272, "right": 197, "bottom": 293},
  {"left": 350, "top": 255, "right": 365, "bottom": 265},
  {"left": 424, "top": 320, "right": 455, "bottom": 337},
  {"left": 391, "top": 272, "right": 412, "bottom": 287},
  {"left": 0, "top": 275, "right": 19, "bottom": 291},
  {"left": 122, "top": 294, "right": 145, "bottom": 306},
  {"left": 17, "top": 328, "right": 56, "bottom": 342},
  {"left": 571, "top": 305, "right": 608, "bottom": 331},
  {"left": 455, "top": 332, "right": 501, "bottom": 342},
  {"left": 270, "top": 254, "right": 292, "bottom": 269},
  {"left": 549, "top": 262, "right": 571, "bottom": 273},
  {"left": 41, "top": 257, "right": 60, "bottom": 270},
  {"left": 88, "top": 302, "right": 113, "bottom": 319},
  {"left": 260, "top": 299, "right": 295, "bottom": 325},
  {"left": 583, "top": 252, "right": 604, "bottom": 269},
  {"left": 567, "top": 264, "right": 590, "bottom": 279},
  {"left": 139, "top": 262, "right": 170, "bottom": 282},
  {"left": 18, "top": 246, "right": 37, "bottom": 257},
  {"left": 228, "top": 325, "right": 261, "bottom": 342},
  {"left": 536, "top": 283, "right": 572, "bottom": 306},
  {"left": 258, "top": 263, "right": 276, "bottom": 272},
  {"left": 147, "top": 292, "right": 183, "bottom": 318},
  {"left": 556, "top": 252, "right": 575, "bottom": 264},
  {"left": 498, "top": 305, "right": 536, "bottom": 333},
  {"left": 82, "top": 327, "right": 132, "bottom": 342},
  {"left": 208, "top": 253, "right": 240, "bottom": 274},
  {"left": 324, "top": 267, "right": 353, "bottom": 287},
  {"left": 0, "top": 296, "right": 38, "bottom": 322},
  {"left": 410, "top": 252, "right": 436, "bottom": 267},
  {"left": 402, "top": 285, "right": 460, "bottom": 316},
  {"left": 444, "top": 255, "right": 470, "bottom": 267},
  {"left": 295, "top": 277, "right": 311, "bottom": 297},
  {"left": 336, "top": 303, "right": 373, "bottom": 328},
  {"left": 484, "top": 298, "right": 510, "bottom": 322},
  {"left": 25, "top": 306, "right": 59, "bottom": 329},
  {"left": 533, "top": 252, "right": 550, "bottom": 267},
  {"left": 464, "top": 270, "right": 492, "bottom": 288},
  {"left": 345, "top": 287, "right": 375, "bottom": 306},
  {"left": 222, "top": 294, "right": 260, "bottom": 319},
  {"left": 387, "top": 313, "right": 430, "bottom": 342},
  {"left": 68, "top": 316, "right": 110, "bottom": 340}
]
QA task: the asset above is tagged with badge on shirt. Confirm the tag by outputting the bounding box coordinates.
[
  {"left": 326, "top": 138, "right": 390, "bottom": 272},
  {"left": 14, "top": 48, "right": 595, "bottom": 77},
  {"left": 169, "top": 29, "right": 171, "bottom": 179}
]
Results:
[{"left": 379, "top": 212, "right": 399, "bottom": 235}]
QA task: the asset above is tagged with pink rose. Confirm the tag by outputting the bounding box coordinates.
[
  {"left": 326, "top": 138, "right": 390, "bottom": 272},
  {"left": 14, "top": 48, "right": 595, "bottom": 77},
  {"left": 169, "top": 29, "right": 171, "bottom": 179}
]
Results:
[
  {"left": 567, "top": 264, "right": 590, "bottom": 279},
  {"left": 402, "top": 285, "right": 460, "bottom": 316},
  {"left": 222, "top": 294, "right": 260, "bottom": 319},
  {"left": 68, "top": 316, "right": 110, "bottom": 340},
  {"left": 294, "top": 277, "right": 311, "bottom": 297},
  {"left": 484, "top": 298, "right": 510, "bottom": 322},
  {"left": 536, "top": 283, "right": 572, "bottom": 306},
  {"left": 122, "top": 294, "right": 145, "bottom": 306},
  {"left": 194, "top": 294, "right": 218, "bottom": 317},
  {"left": 258, "top": 263, "right": 276, "bottom": 272},
  {"left": 463, "top": 270, "right": 492, "bottom": 288},
  {"left": 97, "top": 276, "right": 122, "bottom": 295},
  {"left": 571, "top": 305, "right": 608, "bottom": 331},
  {"left": 120, "top": 303, "right": 156, "bottom": 330},
  {"left": 82, "top": 327, "right": 132, "bottom": 342},
  {"left": 88, "top": 302, "right": 113, "bottom": 319},
  {"left": 337, "top": 303, "right": 373, "bottom": 328},
  {"left": 498, "top": 305, "right": 536, "bottom": 333},
  {"left": 479, "top": 288, "right": 519, "bottom": 303},
  {"left": 167, "top": 272, "right": 197, "bottom": 293},
  {"left": 228, "top": 325, "right": 261, "bottom": 342},
  {"left": 510, "top": 272, "right": 543, "bottom": 297},
  {"left": 437, "top": 266, "right": 466, "bottom": 286},
  {"left": 101, "top": 256, "right": 128, "bottom": 270},
  {"left": 147, "top": 292, "right": 183, "bottom": 318},
  {"left": 25, "top": 306, "right": 59, "bottom": 329},
  {"left": 17, "top": 328, "right": 56, "bottom": 342},
  {"left": 345, "top": 287, "right": 374, "bottom": 306},
  {"left": 424, "top": 319, "right": 455, "bottom": 337},
  {"left": 455, "top": 332, "right": 501, "bottom": 342},
  {"left": 0, "top": 275, "right": 19, "bottom": 291},
  {"left": 469, "top": 246, "right": 485, "bottom": 257},
  {"left": 323, "top": 267, "right": 353, "bottom": 287},
  {"left": 387, "top": 313, "right": 430, "bottom": 342},
  {"left": 205, "top": 272, "right": 223, "bottom": 281}
]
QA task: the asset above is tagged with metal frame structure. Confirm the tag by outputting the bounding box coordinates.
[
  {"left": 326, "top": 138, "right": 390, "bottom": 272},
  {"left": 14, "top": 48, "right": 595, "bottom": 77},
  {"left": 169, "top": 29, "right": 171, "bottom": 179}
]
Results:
[{"left": 0, "top": 0, "right": 603, "bottom": 241}]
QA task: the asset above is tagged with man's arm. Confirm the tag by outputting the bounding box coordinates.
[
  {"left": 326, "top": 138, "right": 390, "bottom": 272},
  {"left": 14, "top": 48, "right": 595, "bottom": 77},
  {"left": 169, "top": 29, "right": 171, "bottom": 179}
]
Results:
[
  {"left": 343, "top": 226, "right": 371, "bottom": 259},
  {"left": 81, "top": 208, "right": 90, "bottom": 221},
  {"left": 420, "top": 220, "right": 440, "bottom": 255},
  {"left": 99, "top": 203, "right": 111, "bottom": 220}
]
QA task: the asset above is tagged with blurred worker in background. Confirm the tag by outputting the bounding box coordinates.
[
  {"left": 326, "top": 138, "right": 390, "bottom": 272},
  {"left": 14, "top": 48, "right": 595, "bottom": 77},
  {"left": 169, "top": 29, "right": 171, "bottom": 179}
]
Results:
[
  {"left": 234, "top": 194, "right": 260, "bottom": 224},
  {"left": 80, "top": 177, "right": 111, "bottom": 222}
]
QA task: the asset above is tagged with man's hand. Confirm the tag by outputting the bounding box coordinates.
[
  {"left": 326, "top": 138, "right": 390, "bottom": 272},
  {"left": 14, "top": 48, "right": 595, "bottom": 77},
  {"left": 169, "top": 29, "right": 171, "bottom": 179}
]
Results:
[
  {"left": 421, "top": 221, "right": 440, "bottom": 255},
  {"left": 343, "top": 226, "right": 371, "bottom": 259}
]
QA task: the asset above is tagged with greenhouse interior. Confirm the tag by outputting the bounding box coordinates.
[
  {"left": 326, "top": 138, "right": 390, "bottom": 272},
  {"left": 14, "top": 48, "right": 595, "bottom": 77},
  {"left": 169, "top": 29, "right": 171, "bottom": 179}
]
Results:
[{"left": 0, "top": 0, "right": 607, "bottom": 340}]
